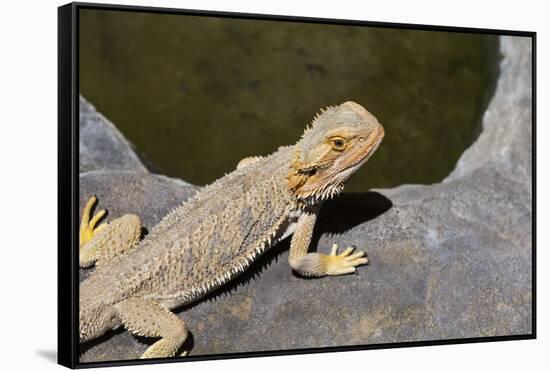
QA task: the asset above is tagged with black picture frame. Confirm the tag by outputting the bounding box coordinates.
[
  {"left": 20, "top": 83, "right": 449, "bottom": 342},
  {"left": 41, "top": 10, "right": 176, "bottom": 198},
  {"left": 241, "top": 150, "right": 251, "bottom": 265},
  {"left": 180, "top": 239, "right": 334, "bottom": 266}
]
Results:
[{"left": 58, "top": 2, "right": 536, "bottom": 368}]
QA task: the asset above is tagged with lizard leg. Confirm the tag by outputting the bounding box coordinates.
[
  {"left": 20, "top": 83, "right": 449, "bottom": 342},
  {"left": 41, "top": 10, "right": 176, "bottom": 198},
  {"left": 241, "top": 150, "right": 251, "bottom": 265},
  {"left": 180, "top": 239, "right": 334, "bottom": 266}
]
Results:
[
  {"left": 236, "top": 155, "right": 263, "bottom": 169},
  {"left": 288, "top": 209, "right": 369, "bottom": 277},
  {"left": 79, "top": 196, "right": 142, "bottom": 268},
  {"left": 115, "top": 297, "right": 188, "bottom": 359}
]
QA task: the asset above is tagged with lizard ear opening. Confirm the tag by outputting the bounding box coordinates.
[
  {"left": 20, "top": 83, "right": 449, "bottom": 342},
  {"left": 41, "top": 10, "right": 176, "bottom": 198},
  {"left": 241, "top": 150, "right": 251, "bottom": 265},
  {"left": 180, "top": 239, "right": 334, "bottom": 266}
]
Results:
[
  {"left": 286, "top": 150, "right": 314, "bottom": 195},
  {"left": 287, "top": 171, "right": 307, "bottom": 194},
  {"left": 301, "top": 168, "right": 317, "bottom": 176}
]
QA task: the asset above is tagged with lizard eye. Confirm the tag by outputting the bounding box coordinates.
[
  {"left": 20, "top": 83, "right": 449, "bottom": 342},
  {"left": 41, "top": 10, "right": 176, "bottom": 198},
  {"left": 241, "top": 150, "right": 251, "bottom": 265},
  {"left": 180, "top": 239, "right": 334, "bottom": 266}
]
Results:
[{"left": 330, "top": 137, "right": 347, "bottom": 151}]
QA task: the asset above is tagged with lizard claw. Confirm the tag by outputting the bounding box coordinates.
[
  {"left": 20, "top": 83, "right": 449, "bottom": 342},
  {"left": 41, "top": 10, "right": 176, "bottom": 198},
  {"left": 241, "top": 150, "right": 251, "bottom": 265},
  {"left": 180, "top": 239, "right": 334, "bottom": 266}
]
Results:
[
  {"left": 80, "top": 195, "right": 107, "bottom": 248},
  {"left": 326, "top": 244, "right": 369, "bottom": 276}
]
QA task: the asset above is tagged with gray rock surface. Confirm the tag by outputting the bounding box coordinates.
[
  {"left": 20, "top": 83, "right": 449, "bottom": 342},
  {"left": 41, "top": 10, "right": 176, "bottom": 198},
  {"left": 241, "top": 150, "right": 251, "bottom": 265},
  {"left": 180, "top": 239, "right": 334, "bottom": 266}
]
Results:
[
  {"left": 447, "top": 36, "right": 532, "bottom": 185},
  {"left": 79, "top": 36, "right": 532, "bottom": 362},
  {"left": 79, "top": 96, "right": 148, "bottom": 173}
]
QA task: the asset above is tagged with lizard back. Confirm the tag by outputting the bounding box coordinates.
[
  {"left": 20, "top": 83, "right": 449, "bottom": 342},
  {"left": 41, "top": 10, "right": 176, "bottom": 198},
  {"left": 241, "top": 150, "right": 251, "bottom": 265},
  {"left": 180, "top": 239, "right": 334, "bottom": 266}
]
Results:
[{"left": 80, "top": 145, "right": 297, "bottom": 310}]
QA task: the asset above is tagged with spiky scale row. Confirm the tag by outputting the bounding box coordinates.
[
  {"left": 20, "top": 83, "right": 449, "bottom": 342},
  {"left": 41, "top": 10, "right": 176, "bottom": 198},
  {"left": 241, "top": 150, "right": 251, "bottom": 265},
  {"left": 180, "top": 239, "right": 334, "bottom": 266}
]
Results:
[{"left": 302, "top": 105, "right": 337, "bottom": 137}]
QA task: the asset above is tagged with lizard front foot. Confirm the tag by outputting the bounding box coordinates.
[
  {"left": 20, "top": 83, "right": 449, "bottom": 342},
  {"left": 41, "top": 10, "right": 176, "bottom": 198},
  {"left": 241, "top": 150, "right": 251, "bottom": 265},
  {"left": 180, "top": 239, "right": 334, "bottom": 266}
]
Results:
[{"left": 325, "top": 244, "right": 369, "bottom": 275}]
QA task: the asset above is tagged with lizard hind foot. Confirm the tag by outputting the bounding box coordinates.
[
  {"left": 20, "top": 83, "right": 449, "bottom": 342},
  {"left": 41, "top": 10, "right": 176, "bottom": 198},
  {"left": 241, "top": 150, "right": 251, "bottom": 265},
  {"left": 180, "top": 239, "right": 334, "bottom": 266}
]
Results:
[
  {"left": 79, "top": 196, "right": 142, "bottom": 268},
  {"left": 79, "top": 195, "right": 107, "bottom": 248},
  {"left": 325, "top": 243, "right": 369, "bottom": 276}
]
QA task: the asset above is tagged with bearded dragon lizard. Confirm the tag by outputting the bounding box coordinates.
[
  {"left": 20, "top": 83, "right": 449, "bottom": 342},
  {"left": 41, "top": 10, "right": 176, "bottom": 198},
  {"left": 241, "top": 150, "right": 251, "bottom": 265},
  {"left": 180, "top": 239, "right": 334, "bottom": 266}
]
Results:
[{"left": 79, "top": 101, "right": 385, "bottom": 359}]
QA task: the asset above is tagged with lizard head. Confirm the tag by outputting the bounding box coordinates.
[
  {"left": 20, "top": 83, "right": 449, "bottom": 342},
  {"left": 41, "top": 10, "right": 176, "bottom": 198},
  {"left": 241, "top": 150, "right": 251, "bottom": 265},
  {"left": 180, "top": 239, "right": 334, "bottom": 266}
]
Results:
[{"left": 287, "top": 101, "right": 384, "bottom": 202}]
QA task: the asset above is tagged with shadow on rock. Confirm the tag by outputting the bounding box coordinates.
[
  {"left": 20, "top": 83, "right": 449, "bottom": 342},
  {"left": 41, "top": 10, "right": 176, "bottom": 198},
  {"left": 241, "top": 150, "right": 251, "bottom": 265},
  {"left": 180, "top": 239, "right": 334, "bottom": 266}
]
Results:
[
  {"left": 315, "top": 191, "right": 393, "bottom": 236},
  {"left": 80, "top": 327, "right": 126, "bottom": 357}
]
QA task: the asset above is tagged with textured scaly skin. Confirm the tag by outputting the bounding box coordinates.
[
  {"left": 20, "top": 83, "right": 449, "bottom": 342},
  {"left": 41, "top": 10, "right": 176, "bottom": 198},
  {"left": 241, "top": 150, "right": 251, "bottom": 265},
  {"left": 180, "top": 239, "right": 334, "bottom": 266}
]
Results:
[{"left": 79, "top": 101, "right": 385, "bottom": 359}]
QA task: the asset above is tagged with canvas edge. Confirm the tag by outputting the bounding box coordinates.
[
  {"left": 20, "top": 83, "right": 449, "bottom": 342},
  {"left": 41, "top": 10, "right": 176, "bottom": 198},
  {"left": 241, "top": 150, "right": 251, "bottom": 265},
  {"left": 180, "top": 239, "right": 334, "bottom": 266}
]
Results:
[
  {"left": 56, "top": 1, "right": 537, "bottom": 369},
  {"left": 58, "top": 3, "right": 79, "bottom": 369}
]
